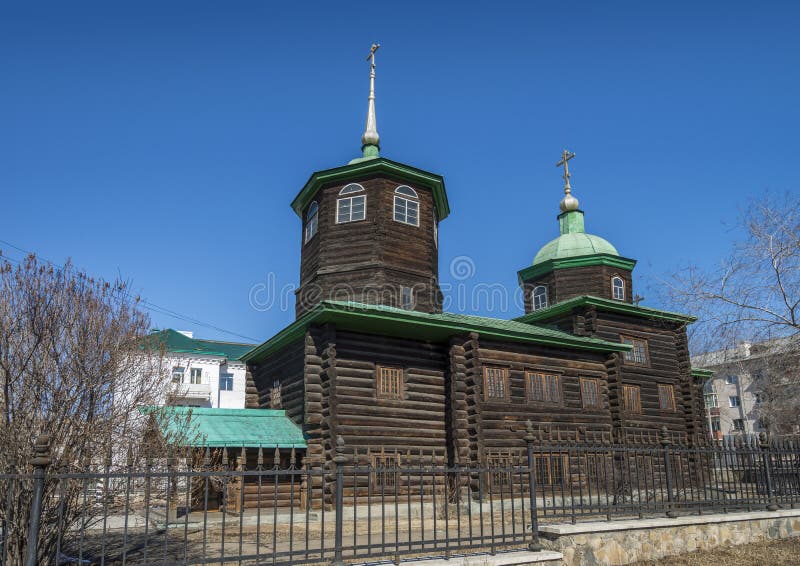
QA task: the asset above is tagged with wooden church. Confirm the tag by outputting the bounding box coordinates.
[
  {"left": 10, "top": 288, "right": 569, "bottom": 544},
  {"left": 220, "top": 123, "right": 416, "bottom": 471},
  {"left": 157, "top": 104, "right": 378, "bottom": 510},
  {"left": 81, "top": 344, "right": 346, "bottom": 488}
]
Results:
[{"left": 240, "top": 46, "right": 706, "bottom": 476}]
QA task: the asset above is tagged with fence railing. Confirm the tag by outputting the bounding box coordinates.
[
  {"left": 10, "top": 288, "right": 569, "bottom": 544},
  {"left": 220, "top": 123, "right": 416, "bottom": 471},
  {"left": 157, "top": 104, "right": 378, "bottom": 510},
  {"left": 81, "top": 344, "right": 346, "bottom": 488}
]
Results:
[{"left": 2, "top": 425, "right": 799, "bottom": 566}]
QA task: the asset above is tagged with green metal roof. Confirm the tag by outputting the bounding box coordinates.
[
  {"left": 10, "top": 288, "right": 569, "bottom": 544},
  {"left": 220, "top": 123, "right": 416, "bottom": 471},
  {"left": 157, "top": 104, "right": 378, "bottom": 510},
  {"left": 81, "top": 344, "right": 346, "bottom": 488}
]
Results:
[
  {"left": 290, "top": 157, "right": 450, "bottom": 221},
  {"left": 516, "top": 295, "right": 697, "bottom": 325},
  {"left": 243, "top": 300, "right": 631, "bottom": 364},
  {"left": 142, "top": 407, "right": 307, "bottom": 448},
  {"left": 143, "top": 329, "right": 255, "bottom": 360},
  {"left": 520, "top": 209, "right": 635, "bottom": 283},
  {"left": 691, "top": 368, "right": 715, "bottom": 379}
]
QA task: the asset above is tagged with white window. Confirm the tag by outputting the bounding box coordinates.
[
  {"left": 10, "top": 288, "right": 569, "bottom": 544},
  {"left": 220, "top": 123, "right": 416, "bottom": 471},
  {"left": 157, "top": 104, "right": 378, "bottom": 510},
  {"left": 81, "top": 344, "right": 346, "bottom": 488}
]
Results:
[
  {"left": 612, "top": 276, "right": 625, "bottom": 301},
  {"left": 219, "top": 373, "right": 234, "bottom": 391},
  {"left": 171, "top": 367, "right": 185, "bottom": 384},
  {"left": 704, "top": 393, "right": 719, "bottom": 408},
  {"left": 337, "top": 184, "right": 366, "bottom": 224},
  {"left": 725, "top": 375, "right": 738, "bottom": 385},
  {"left": 401, "top": 286, "right": 414, "bottom": 310},
  {"left": 190, "top": 368, "right": 202, "bottom": 385},
  {"left": 304, "top": 201, "right": 318, "bottom": 243},
  {"left": 394, "top": 185, "right": 419, "bottom": 226},
  {"left": 532, "top": 285, "right": 548, "bottom": 311},
  {"left": 729, "top": 395, "right": 741, "bottom": 408},
  {"left": 732, "top": 419, "right": 745, "bottom": 431}
]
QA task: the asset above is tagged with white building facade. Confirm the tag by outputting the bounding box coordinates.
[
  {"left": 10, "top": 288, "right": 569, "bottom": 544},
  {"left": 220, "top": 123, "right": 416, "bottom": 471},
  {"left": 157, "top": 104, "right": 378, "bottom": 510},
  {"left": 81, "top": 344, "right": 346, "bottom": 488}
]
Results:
[{"left": 149, "top": 329, "right": 254, "bottom": 409}]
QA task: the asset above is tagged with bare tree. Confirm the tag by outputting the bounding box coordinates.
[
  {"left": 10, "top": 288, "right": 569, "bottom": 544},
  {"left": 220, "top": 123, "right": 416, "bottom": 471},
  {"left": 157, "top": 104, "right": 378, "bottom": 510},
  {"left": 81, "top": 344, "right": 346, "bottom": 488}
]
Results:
[
  {"left": 0, "top": 254, "right": 173, "bottom": 564},
  {"left": 665, "top": 192, "right": 799, "bottom": 435}
]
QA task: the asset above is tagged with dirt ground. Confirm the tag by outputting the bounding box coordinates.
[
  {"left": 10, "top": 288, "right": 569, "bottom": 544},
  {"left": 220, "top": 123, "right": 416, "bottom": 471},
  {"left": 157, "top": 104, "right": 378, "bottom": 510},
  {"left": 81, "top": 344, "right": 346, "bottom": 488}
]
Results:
[{"left": 632, "top": 537, "right": 800, "bottom": 565}]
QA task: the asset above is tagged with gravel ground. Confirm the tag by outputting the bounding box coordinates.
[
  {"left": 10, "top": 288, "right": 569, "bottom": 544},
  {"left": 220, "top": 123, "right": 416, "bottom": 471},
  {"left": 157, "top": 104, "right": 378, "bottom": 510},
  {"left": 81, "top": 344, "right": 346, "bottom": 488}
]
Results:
[{"left": 632, "top": 537, "right": 800, "bottom": 565}]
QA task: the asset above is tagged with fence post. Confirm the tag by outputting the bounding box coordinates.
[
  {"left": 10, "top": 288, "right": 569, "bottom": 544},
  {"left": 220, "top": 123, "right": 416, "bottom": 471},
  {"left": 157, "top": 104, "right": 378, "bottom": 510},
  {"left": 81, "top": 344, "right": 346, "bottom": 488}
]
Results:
[
  {"left": 525, "top": 420, "right": 542, "bottom": 551},
  {"left": 331, "top": 435, "right": 346, "bottom": 566},
  {"left": 25, "top": 435, "right": 51, "bottom": 566},
  {"left": 661, "top": 427, "right": 677, "bottom": 518},
  {"left": 760, "top": 433, "right": 778, "bottom": 511}
]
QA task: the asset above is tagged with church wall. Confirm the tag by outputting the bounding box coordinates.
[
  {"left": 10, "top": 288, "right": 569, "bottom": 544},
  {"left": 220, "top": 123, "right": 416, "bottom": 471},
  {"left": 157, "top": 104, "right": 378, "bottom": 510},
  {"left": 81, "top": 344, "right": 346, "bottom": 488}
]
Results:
[
  {"left": 592, "top": 311, "right": 695, "bottom": 441},
  {"left": 457, "top": 335, "right": 614, "bottom": 462},
  {"left": 522, "top": 265, "right": 634, "bottom": 313},
  {"left": 296, "top": 174, "right": 442, "bottom": 316},
  {"left": 329, "top": 330, "right": 449, "bottom": 457},
  {"left": 249, "top": 339, "right": 306, "bottom": 426}
]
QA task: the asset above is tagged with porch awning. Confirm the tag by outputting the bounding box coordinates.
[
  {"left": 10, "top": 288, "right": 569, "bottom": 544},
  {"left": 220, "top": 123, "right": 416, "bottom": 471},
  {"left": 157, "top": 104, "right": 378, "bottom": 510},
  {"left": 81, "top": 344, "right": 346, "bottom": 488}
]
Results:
[{"left": 140, "top": 407, "right": 307, "bottom": 449}]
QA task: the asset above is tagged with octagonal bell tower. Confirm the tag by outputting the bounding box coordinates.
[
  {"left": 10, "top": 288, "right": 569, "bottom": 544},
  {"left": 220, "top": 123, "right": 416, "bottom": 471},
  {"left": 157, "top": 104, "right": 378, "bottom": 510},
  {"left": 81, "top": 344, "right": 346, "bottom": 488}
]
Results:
[{"left": 291, "top": 45, "right": 449, "bottom": 318}]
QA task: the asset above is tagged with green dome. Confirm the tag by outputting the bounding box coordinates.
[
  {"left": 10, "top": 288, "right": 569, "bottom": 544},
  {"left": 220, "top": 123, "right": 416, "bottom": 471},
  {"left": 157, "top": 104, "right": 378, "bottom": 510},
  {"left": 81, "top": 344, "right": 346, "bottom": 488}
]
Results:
[
  {"left": 532, "top": 208, "right": 619, "bottom": 265},
  {"left": 533, "top": 232, "right": 619, "bottom": 265}
]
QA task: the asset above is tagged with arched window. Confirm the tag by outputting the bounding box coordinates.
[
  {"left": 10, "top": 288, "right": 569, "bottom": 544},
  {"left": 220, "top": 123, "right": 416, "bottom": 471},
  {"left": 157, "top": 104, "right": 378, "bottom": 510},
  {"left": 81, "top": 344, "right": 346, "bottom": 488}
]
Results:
[
  {"left": 394, "top": 185, "right": 419, "bottom": 226},
  {"left": 532, "top": 285, "right": 548, "bottom": 311},
  {"left": 337, "top": 183, "right": 366, "bottom": 223},
  {"left": 612, "top": 276, "right": 625, "bottom": 301},
  {"left": 304, "top": 201, "right": 318, "bottom": 243}
]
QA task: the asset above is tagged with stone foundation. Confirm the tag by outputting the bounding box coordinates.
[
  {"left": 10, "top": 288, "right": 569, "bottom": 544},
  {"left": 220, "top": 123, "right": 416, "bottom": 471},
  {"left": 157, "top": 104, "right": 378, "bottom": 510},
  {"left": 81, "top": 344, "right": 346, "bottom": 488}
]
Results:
[{"left": 539, "top": 509, "right": 800, "bottom": 565}]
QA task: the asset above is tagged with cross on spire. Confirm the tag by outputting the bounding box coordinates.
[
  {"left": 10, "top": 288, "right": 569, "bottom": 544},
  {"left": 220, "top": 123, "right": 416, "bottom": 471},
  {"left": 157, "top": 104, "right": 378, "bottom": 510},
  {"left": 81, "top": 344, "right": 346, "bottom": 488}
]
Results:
[
  {"left": 360, "top": 43, "right": 381, "bottom": 157},
  {"left": 556, "top": 150, "right": 576, "bottom": 192},
  {"left": 556, "top": 149, "right": 580, "bottom": 212}
]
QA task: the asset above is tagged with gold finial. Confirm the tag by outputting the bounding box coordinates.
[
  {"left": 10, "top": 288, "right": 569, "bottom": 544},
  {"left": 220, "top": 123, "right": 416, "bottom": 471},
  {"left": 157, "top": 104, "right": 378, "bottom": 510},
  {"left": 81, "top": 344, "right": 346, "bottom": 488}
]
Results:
[
  {"left": 361, "top": 43, "right": 381, "bottom": 155},
  {"left": 556, "top": 149, "right": 579, "bottom": 212}
]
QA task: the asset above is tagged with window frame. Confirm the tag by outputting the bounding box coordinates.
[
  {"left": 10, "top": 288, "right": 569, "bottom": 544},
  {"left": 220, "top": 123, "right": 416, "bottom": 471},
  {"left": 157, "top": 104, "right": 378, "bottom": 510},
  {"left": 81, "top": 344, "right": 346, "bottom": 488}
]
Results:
[
  {"left": 611, "top": 275, "right": 625, "bottom": 301},
  {"left": 336, "top": 194, "right": 367, "bottom": 224},
  {"left": 304, "top": 201, "right": 319, "bottom": 243},
  {"left": 622, "top": 384, "right": 642, "bottom": 414},
  {"left": 620, "top": 335, "right": 650, "bottom": 367},
  {"left": 370, "top": 451, "right": 401, "bottom": 490},
  {"left": 525, "top": 372, "right": 562, "bottom": 405},
  {"left": 270, "top": 379, "right": 282, "bottom": 407},
  {"left": 658, "top": 384, "right": 676, "bottom": 412},
  {"left": 219, "top": 373, "right": 234, "bottom": 392},
  {"left": 732, "top": 418, "right": 745, "bottom": 432},
  {"left": 580, "top": 377, "right": 601, "bottom": 409},
  {"left": 171, "top": 366, "right": 185, "bottom": 384},
  {"left": 534, "top": 453, "right": 569, "bottom": 486},
  {"left": 376, "top": 365, "right": 404, "bottom": 400},
  {"left": 729, "top": 395, "right": 741, "bottom": 408},
  {"left": 393, "top": 185, "right": 420, "bottom": 226},
  {"left": 704, "top": 392, "right": 719, "bottom": 409},
  {"left": 710, "top": 416, "right": 721, "bottom": 433},
  {"left": 725, "top": 375, "right": 738, "bottom": 385},
  {"left": 400, "top": 286, "right": 414, "bottom": 310},
  {"left": 532, "top": 285, "right": 548, "bottom": 311},
  {"left": 189, "top": 367, "right": 202, "bottom": 385},
  {"left": 483, "top": 366, "right": 510, "bottom": 402}
]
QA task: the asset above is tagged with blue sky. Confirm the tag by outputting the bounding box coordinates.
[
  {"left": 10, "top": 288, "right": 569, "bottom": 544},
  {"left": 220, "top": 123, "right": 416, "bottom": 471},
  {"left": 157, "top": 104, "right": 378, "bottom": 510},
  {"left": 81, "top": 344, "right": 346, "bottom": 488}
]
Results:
[{"left": 2, "top": 1, "right": 798, "bottom": 344}]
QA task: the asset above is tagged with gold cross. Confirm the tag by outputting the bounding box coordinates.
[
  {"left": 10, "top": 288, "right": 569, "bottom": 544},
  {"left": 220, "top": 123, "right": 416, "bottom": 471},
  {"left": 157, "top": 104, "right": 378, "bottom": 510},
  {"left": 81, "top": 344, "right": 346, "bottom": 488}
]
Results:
[{"left": 556, "top": 150, "right": 576, "bottom": 190}]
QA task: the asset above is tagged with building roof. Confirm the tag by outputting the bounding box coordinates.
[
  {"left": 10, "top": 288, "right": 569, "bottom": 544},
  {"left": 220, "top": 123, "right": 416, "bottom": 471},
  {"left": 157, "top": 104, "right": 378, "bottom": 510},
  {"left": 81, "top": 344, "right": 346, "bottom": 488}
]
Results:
[
  {"left": 516, "top": 295, "right": 697, "bottom": 325},
  {"left": 243, "top": 300, "right": 631, "bottom": 364},
  {"left": 143, "top": 329, "right": 255, "bottom": 360},
  {"left": 142, "top": 407, "right": 307, "bottom": 448},
  {"left": 290, "top": 157, "right": 450, "bottom": 221},
  {"left": 519, "top": 209, "right": 637, "bottom": 283}
]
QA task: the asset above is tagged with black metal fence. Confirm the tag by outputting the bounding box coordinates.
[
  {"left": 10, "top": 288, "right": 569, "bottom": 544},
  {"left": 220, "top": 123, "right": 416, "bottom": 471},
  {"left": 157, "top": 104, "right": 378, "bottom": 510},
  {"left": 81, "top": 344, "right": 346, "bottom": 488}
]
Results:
[{"left": 2, "top": 426, "right": 799, "bottom": 566}]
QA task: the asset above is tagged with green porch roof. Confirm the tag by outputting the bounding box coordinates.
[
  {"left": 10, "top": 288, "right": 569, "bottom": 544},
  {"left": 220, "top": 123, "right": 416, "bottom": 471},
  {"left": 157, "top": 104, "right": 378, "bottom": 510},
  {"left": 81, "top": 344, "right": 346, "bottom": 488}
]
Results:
[
  {"left": 142, "top": 407, "right": 307, "bottom": 448},
  {"left": 143, "top": 329, "right": 255, "bottom": 360},
  {"left": 291, "top": 157, "right": 450, "bottom": 221},
  {"left": 243, "top": 300, "right": 631, "bottom": 364},
  {"left": 515, "top": 295, "right": 697, "bottom": 325},
  {"left": 691, "top": 368, "right": 715, "bottom": 379}
]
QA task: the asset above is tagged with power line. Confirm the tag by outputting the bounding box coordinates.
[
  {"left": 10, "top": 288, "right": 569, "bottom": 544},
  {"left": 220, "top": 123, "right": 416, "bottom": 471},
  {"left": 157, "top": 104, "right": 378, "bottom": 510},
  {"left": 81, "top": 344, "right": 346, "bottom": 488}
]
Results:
[{"left": 0, "top": 238, "right": 260, "bottom": 343}]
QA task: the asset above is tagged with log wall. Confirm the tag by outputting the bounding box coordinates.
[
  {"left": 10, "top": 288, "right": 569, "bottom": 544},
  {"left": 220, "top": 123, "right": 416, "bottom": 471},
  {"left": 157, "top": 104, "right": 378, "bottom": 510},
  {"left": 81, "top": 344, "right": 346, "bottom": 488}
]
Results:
[
  {"left": 522, "top": 265, "right": 634, "bottom": 314},
  {"left": 296, "top": 174, "right": 442, "bottom": 316}
]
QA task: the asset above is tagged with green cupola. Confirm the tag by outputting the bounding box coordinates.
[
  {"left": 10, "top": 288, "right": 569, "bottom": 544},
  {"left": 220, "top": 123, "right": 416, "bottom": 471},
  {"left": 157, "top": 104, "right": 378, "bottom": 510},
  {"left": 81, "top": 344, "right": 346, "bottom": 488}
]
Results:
[{"left": 518, "top": 150, "right": 637, "bottom": 314}]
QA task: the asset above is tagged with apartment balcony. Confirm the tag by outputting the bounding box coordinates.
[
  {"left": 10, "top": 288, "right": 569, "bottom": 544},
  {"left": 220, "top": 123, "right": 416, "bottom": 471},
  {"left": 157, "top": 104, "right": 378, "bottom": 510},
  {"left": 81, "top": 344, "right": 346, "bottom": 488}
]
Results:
[{"left": 170, "top": 383, "right": 212, "bottom": 403}]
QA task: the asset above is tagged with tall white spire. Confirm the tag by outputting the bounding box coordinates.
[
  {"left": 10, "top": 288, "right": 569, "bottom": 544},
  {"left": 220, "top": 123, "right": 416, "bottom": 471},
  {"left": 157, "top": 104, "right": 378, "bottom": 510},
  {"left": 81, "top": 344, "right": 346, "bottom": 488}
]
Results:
[{"left": 360, "top": 43, "right": 380, "bottom": 158}]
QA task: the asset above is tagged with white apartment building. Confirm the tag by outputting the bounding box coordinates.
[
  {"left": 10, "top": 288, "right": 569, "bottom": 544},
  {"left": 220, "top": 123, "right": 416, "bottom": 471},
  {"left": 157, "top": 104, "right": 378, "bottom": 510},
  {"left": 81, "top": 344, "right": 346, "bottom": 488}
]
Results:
[
  {"left": 148, "top": 329, "right": 254, "bottom": 409},
  {"left": 692, "top": 336, "right": 798, "bottom": 440}
]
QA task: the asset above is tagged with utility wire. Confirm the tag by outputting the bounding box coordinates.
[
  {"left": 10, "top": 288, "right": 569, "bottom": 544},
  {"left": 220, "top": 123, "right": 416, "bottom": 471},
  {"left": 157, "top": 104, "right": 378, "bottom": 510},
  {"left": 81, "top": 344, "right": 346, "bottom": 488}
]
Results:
[{"left": 0, "top": 238, "right": 260, "bottom": 343}]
